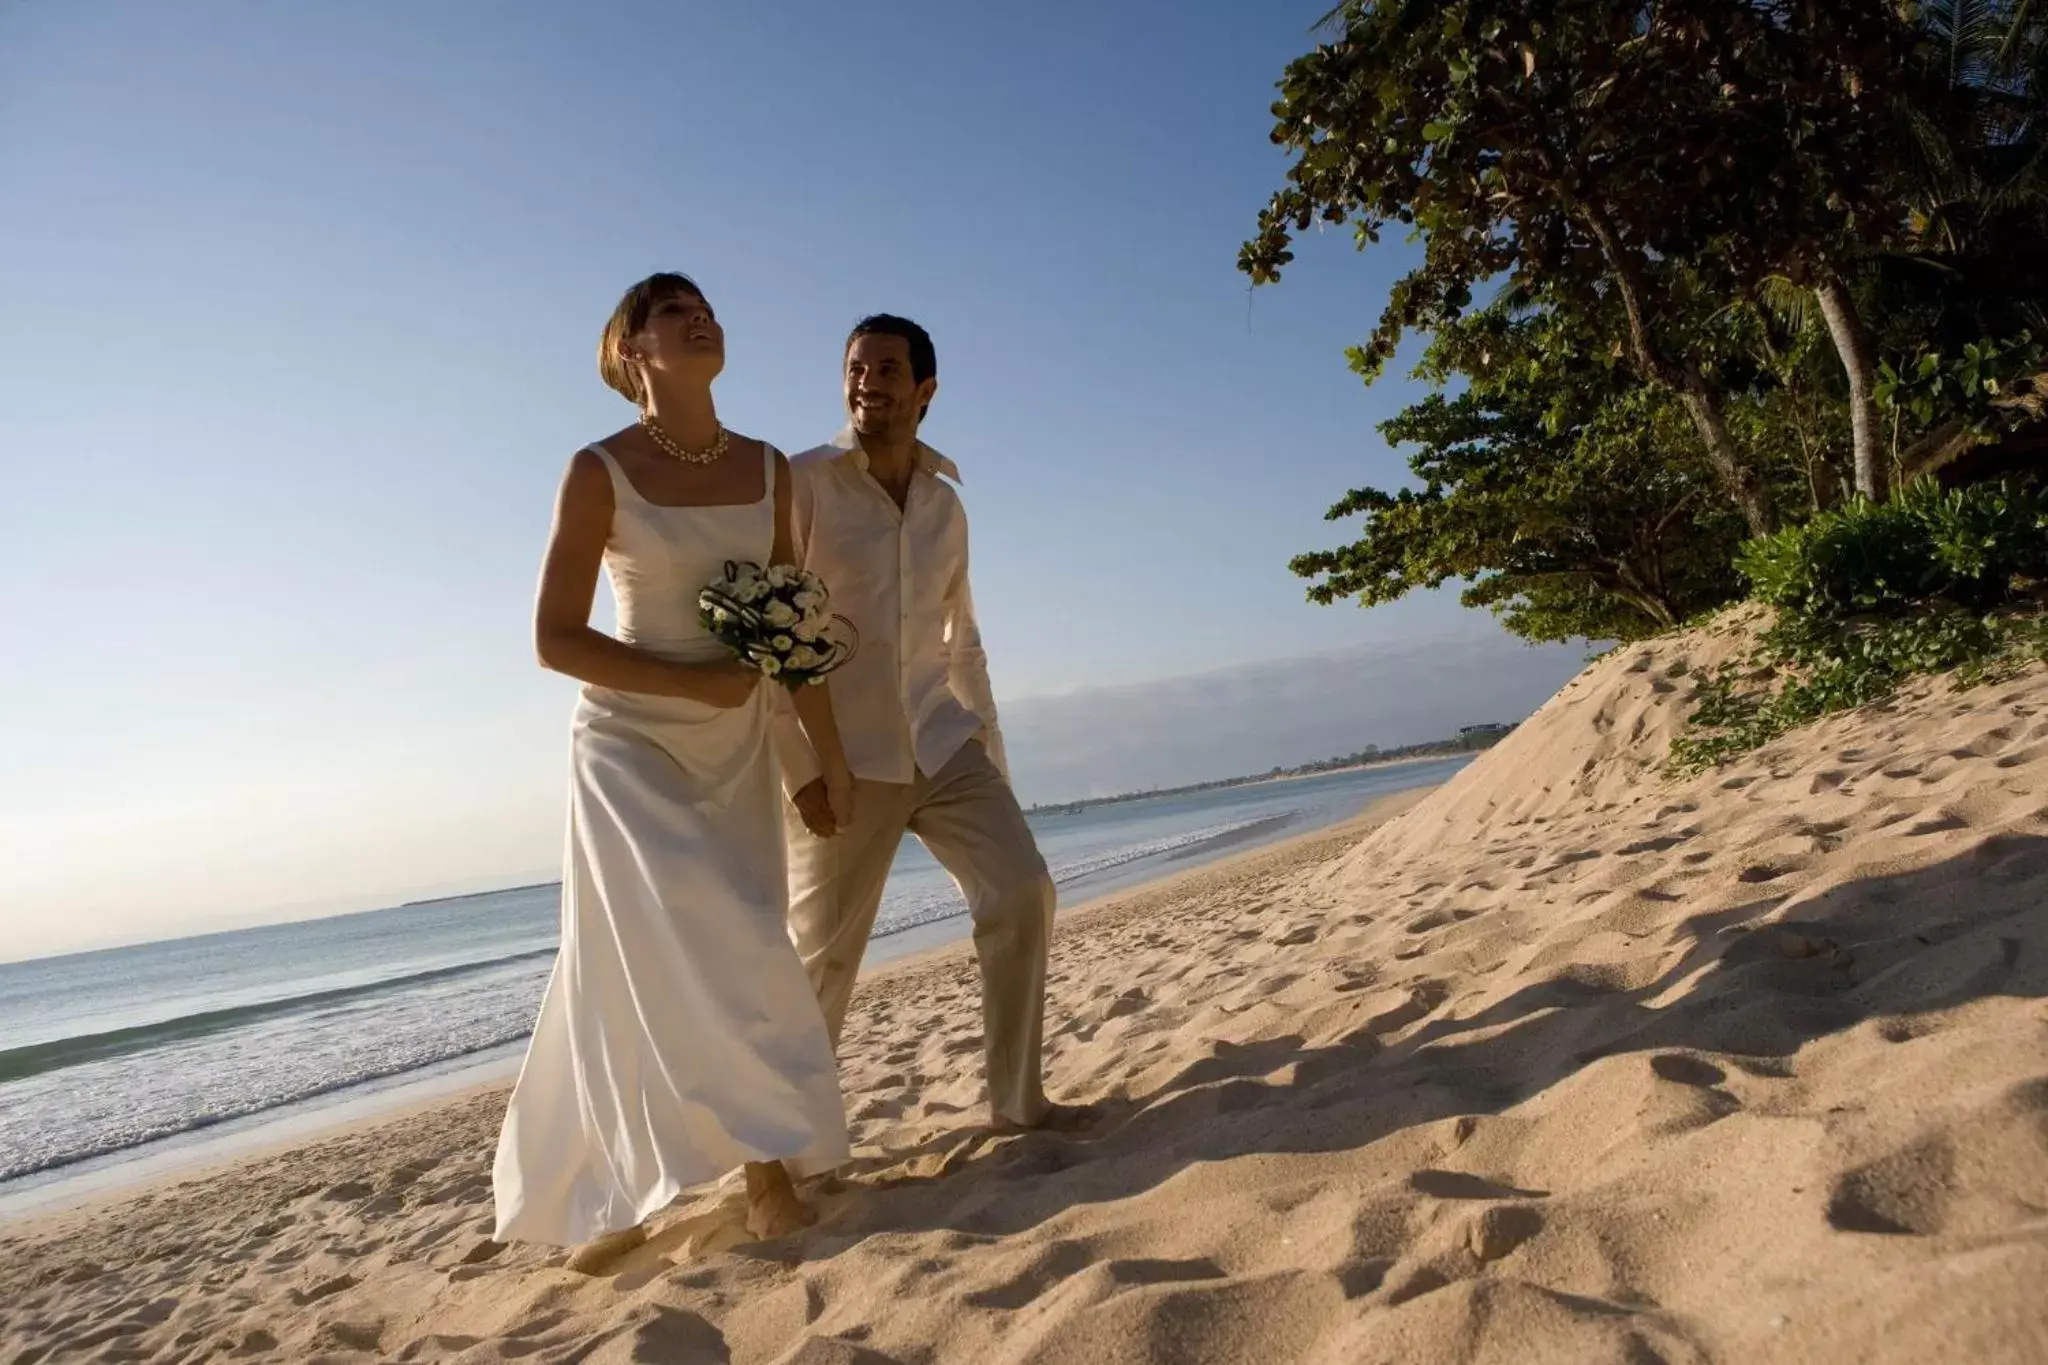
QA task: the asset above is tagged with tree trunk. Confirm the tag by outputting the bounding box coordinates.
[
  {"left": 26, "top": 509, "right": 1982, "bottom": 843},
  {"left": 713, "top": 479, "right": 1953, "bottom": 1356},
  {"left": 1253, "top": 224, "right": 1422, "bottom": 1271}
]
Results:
[
  {"left": 1675, "top": 378, "right": 1774, "bottom": 537},
  {"left": 1608, "top": 563, "right": 1678, "bottom": 629},
  {"left": 1573, "top": 200, "right": 1775, "bottom": 535},
  {"left": 1813, "top": 273, "right": 1884, "bottom": 501}
]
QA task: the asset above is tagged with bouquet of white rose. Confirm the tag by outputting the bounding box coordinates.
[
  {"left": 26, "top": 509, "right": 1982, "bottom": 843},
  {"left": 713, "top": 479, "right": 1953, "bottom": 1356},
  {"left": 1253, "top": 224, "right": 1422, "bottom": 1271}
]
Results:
[{"left": 697, "top": 561, "right": 858, "bottom": 688}]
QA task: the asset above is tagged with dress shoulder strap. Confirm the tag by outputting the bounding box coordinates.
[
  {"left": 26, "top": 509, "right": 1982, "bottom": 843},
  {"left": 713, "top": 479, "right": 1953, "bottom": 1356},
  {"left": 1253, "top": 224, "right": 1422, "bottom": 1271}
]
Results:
[{"left": 584, "top": 442, "right": 635, "bottom": 505}]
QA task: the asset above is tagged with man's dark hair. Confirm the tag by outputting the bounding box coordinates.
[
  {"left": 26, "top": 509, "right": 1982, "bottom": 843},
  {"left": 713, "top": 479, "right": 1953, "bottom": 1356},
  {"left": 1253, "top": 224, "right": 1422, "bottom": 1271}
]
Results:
[{"left": 846, "top": 314, "right": 937, "bottom": 420}]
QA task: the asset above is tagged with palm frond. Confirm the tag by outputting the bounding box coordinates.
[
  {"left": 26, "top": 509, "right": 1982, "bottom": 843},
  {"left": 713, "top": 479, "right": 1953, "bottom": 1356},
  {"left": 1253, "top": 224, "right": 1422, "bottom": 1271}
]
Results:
[
  {"left": 1493, "top": 278, "right": 1546, "bottom": 320},
  {"left": 1754, "top": 277, "right": 1818, "bottom": 337},
  {"left": 1999, "top": 0, "right": 2040, "bottom": 61},
  {"left": 1923, "top": 0, "right": 2020, "bottom": 87}
]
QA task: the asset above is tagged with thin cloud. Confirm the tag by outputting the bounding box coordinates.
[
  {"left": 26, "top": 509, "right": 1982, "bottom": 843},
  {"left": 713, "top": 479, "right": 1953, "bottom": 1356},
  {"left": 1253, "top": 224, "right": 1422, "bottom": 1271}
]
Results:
[{"left": 1002, "top": 631, "right": 1588, "bottom": 802}]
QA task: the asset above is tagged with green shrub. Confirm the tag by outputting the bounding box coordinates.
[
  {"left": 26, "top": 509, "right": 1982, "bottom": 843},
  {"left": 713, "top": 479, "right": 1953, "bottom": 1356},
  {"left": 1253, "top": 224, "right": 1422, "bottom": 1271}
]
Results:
[
  {"left": 1670, "top": 608, "right": 2010, "bottom": 774},
  {"left": 1735, "top": 479, "right": 2048, "bottom": 622},
  {"left": 1671, "top": 479, "right": 2048, "bottom": 774}
]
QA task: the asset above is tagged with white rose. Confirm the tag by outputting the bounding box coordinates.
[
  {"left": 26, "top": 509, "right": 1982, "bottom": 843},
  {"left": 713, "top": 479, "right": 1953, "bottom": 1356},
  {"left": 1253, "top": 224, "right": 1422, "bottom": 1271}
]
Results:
[
  {"left": 793, "top": 619, "right": 820, "bottom": 642},
  {"left": 763, "top": 599, "right": 798, "bottom": 628},
  {"left": 792, "top": 590, "right": 820, "bottom": 612},
  {"left": 739, "top": 579, "right": 769, "bottom": 603},
  {"left": 772, "top": 634, "right": 793, "bottom": 651},
  {"left": 789, "top": 646, "right": 819, "bottom": 669},
  {"left": 766, "top": 565, "right": 793, "bottom": 589}
]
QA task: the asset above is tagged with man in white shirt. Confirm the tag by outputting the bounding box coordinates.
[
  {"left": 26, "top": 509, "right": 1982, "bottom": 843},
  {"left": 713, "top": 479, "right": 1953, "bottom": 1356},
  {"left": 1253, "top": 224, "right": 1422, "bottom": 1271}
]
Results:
[{"left": 774, "top": 314, "right": 1087, "bottom": 1132}]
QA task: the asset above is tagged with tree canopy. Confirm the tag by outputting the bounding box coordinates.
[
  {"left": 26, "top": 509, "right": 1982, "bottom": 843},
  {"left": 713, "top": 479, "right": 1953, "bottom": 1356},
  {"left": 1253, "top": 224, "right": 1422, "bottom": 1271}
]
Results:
[
  {"left": 1293, "top": 299, "right": 1769, "bottom": 642},
  {"left": 1250, "top": 0, "right": 2048, "bottom": 642}
]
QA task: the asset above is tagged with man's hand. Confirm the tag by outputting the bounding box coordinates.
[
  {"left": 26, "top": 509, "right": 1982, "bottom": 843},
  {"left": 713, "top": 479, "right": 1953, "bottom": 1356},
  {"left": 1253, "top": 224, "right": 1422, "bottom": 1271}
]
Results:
[
  {"left": 824, "top": 765, "right": 855, "bottom": 831},
  {"left": 792, "top": 777, "right": 840, "bottom": 838}
]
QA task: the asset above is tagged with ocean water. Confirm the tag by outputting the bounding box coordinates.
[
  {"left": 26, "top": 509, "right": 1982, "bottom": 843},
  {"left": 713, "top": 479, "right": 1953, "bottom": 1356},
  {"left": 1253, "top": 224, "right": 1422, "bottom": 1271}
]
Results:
[{"left": 0, "top": 758, "right": 1464, "bottom": 1200}]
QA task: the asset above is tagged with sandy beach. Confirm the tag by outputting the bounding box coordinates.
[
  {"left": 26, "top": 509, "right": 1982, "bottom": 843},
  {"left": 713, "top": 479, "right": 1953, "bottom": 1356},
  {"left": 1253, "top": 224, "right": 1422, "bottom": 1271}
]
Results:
[{"left": 7, "top": 623, "right": 2048, "bottom": 1363}]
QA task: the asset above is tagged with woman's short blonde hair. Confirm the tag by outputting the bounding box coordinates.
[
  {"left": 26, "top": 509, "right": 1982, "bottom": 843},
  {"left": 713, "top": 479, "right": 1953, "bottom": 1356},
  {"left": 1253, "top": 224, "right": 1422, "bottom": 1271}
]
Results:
[{"left": 598, "top": 272, "right": 703, "bottom": 405}]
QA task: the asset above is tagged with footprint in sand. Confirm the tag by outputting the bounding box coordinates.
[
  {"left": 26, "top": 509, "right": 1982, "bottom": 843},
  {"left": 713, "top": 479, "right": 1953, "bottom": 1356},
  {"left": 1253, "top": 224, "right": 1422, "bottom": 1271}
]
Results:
[
  {"left": 1826, "top": 1136, "right": 1955, "bottom": 1236},
  {"left": 774, "top": 1334, "right": 900, "bottom": 1364},
  {"left": 1383, "top": 1264, "right": 1465, "bottom": 1306},
  {"left": 456, "top": 1238, "right": 504, "bottom": 1266},
  {"left": 852, "top": 1094, "right": 910, "bottom": 1123},
  {"left": 1361, "top": 981, "right": 1450, "bottom": 1034},
  {"left": 288, "top": 1273, "right": 357, "bottom": 1305},
  {"left": 1407, "top": 1169, "right": 1548, "bottom": 1200},
  {"left": 313, "top": 1320, "right": 384, "bottom": 1353},
  {"left": 1337, "top": 1257, "right": 1396, "bottom": 1299},
  {"left": 1649, "top": 1054, "right": 1727, "bottom": 1088},
  {"left": 1330, "top": 969, "right": 1376, "bottom": 995},
  {"left": 1906, "top": 811, "right": 1971, "bottom": 836},
  {"left": 961, "top": 1239, "right": 1096, "bottom": 1309},
  {"left": 1466, "top": 1203, "right": 1546, "bottom": 1261},
  {"left": 1101, "top": 987, "right": 1149, "bottom": 1021},
  {"left": 1877, "top": 1017, "right": 1936, "bottom": 1044}
]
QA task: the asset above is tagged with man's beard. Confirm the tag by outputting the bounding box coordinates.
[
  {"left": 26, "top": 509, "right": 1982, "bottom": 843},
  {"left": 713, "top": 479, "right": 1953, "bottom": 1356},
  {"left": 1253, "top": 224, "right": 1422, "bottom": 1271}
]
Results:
[{"left": 852, "top": 407, "right": 910, "bottom": 440}]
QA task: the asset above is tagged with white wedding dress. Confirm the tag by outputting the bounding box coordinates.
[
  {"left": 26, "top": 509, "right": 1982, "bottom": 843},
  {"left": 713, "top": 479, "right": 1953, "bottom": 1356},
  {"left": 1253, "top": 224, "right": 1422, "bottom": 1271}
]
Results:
[{"left": 493, "top": 438, "right": 849, "bottom": 1247}]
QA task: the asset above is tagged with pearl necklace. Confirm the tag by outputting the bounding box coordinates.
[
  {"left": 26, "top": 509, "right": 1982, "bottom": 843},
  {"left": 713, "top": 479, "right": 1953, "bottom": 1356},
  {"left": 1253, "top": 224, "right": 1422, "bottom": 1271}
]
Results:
[{"left": 640, "top": 414, "right": 730, "bottom": 464}]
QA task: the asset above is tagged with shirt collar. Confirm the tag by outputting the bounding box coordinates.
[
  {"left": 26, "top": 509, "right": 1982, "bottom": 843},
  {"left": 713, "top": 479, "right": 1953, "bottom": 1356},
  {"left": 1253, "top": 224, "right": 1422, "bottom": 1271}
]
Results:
[{"left": 829, "top": 425, "right": 962, "bottom": 484}]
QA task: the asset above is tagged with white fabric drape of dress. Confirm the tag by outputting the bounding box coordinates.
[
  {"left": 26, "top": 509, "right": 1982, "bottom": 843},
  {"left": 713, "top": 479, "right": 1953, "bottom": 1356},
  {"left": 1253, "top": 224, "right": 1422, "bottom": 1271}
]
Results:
[{"left": 492, "top": 438, "right": 848, "bottom": 1247}]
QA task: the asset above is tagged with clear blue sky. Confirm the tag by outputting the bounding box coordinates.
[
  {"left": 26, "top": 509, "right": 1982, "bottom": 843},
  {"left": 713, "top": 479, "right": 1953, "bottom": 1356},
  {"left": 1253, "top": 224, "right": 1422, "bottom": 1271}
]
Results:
[{"left": 0, "top": 1, "right": 1541, "bottom": 959}]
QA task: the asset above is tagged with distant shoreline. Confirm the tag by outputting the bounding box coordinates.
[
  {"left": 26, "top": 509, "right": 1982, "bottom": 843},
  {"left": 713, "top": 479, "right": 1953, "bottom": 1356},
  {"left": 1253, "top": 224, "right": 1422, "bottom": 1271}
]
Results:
[
  {"left": 1024, "top": 743, "right": 1492, "bottom": 816},
  {"left": 397, "top": 881, "right": 556, "bottom": 910},
  {"left": 399, "top": 755, "right": 1494, "bottom": 907}
]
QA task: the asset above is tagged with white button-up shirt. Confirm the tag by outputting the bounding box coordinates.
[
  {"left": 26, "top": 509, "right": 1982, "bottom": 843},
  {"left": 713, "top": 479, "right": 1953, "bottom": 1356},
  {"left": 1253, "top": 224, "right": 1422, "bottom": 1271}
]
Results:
[{"left": 773, "top": 427, "right": 1007, "bottom": 791}]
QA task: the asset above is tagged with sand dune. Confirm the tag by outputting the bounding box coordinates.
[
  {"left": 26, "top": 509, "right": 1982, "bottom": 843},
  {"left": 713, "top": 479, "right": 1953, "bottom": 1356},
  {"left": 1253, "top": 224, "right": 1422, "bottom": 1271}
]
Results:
[{"left": 5, "top": 624, "right": 2047, "bottom": 1363}]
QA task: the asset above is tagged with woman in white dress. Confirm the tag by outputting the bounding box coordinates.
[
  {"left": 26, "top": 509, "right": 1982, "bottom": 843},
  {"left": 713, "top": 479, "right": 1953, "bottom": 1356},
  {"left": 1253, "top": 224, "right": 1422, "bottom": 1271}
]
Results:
[{"left": 493, "top": 273, "right": 855, "bottom": 1255}]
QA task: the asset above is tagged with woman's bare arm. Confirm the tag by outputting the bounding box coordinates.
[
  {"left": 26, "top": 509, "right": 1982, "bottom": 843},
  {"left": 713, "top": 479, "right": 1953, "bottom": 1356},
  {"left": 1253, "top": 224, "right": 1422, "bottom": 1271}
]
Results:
[{"left": 533, "top": 448, "right": 757, "bottom": 707}]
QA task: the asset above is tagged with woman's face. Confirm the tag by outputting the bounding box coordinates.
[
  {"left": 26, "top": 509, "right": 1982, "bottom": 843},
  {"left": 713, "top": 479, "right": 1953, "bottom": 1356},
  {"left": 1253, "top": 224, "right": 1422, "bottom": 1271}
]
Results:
[{"left": 628, "top": 290, "right": 725, "bottom": 389}]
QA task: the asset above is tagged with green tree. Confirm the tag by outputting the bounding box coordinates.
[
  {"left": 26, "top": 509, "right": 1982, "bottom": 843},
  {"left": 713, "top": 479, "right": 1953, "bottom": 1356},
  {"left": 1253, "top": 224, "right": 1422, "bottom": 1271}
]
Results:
[
  {"left": 1293, "top": 304, "right": 1754, "bottom": 643},
  {"left": 1877, "top": 0, "right": 2048, "bottom": 481},
  {"left": 1244, "top": 0, "right": 1929, "bottom": 520}
]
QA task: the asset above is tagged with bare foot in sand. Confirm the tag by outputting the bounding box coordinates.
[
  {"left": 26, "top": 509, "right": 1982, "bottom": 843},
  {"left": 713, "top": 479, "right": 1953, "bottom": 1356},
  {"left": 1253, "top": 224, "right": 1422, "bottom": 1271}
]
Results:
[
  {"left": 743, "top": 1161, "right": 815, "bottom": 1240},
  {"left": 564, "top": 1222, "right": 647, "bottom": 1275},
  {"left": 989, "top": 1100, "right": 1101, "bottom": 1135}
]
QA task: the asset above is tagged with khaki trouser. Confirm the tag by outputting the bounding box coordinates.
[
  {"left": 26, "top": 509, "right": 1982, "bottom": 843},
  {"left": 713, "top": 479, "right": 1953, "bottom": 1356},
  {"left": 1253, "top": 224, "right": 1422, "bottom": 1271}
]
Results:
[{"left": 785, "top": 740, "right": 1054, "bottom": 1126}]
